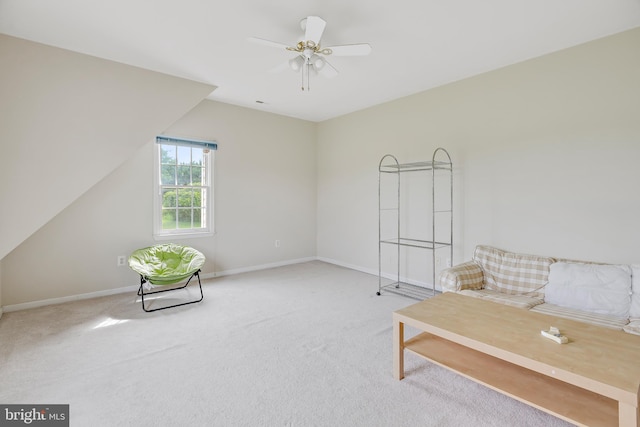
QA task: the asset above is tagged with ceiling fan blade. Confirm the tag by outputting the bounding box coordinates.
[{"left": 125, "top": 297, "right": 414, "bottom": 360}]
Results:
[
  {"left": 304, "top": 16, "right": 326, "bottom": 44},
  {"left": 247, "top": 37, "right": 291, "bottom": 50},
  {"left": 324, "top": 43, "right": 372, "bottom": 56},
  {"left": 319, "top": 60, "right": 338, "bottom": 78},
  {"left": 269, "top": 60, "right": 291, "bottom": 73}
]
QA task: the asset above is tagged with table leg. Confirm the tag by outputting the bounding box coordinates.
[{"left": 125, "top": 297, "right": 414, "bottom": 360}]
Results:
[
  {"left": 619, "top": 400, "right": 639, "bottom": 427},
  {"left": 393, "top": 319, "right": 404, "bottom": 380}
]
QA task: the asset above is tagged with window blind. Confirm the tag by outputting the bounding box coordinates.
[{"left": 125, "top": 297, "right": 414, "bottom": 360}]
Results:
[{"left": 156, "top": 135, "right": 217, "bottom": 150}]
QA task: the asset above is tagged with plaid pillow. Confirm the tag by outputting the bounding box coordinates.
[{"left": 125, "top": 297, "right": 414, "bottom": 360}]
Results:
[{"left": 473, "top": 245, "right": 553, "bottom": 298}]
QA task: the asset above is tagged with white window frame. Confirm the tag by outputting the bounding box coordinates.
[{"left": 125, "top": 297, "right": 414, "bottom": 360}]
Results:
[{"left": 153, "top": 136, "right": 215, "bottom": 240}]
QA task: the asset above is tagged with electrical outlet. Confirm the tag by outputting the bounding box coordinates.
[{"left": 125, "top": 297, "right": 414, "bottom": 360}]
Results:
[
  {"left": 275, "top": 240, "right": 281, "bottom": 248},
  {"left": 446, "top": 258, "right": 452, "bottom": 268},
  {"left": 117, "top": 255, "right": 126, "bottom": 267}
]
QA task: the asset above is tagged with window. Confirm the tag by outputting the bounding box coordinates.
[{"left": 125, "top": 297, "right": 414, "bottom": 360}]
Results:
[{"left": 153, "top": 136, "right": 216, "bottom": 239}]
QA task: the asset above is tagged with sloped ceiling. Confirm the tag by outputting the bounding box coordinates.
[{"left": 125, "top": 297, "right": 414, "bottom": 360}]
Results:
[
  {"left": 0, "top": 35, "right": 215, "bottom": 260},
  {"left": 1, "top": 0, "right": 639, "bottom": 122}
]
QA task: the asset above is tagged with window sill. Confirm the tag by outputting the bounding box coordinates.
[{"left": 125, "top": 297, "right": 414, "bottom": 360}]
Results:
[{"left": 153, "top": 231, "right": 214, "bottom": 241}]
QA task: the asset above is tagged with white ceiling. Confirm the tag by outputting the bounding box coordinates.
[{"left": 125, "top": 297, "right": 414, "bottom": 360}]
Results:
[{"left": 2, "top": 1, "right": 639, "bottom": 122}]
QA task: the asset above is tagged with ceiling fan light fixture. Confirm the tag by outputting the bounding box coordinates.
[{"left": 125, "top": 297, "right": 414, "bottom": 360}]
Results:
[
  {"left": 312, "top": 54, "right": 325, "bottom": 70},
  {"left": 289, "top": 55, "right": 305, "bottom": 71}
]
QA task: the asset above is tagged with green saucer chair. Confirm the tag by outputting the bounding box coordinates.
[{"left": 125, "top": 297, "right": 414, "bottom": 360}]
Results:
[{"left": 128, "top": 243, "right": 205, "bottom": 312}]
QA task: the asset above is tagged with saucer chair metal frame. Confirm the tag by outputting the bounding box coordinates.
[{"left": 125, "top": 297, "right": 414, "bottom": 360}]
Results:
[{"left": 128, "top": 244, "right": 205, "bottom": 312}]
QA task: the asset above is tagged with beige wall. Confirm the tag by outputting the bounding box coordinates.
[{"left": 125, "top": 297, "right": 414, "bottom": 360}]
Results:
[
  {"left": 0, "top": 34, "right": 214, "bottom": 261},
  {"left": 2, "top": 28, "right": 639, "bottom": 307},
  {"left": 317, "top": 27, "right": 640, "bottom": 287},
  {"left": 163, "top": 101, "right": 318, "bottom": 273},
  {"left": 1, "top": 100, "right": 317, "bottom": 306}
]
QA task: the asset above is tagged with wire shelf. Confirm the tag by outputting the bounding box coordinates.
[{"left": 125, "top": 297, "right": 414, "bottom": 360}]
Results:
[{"left": 377, "top": 282, "right": 439, "bottom": 300}]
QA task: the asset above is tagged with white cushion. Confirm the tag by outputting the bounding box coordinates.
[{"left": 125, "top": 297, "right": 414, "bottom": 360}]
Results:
[
  {"left": 532, "top": 303, "right": 628, "bottom": 330},
  {"left": 630, "top": 265, "right": 640, "bottom": 320},
  {"left": 545, "top": 262, "right": 632, "bottom": 319}
]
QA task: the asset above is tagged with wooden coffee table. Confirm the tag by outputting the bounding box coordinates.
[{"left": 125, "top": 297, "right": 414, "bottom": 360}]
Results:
[{"left": 393, "top": 292, "right": 640, "bottom": 427}]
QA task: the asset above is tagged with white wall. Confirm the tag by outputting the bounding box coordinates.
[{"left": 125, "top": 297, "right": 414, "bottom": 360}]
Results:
[
  {"left": 0, "top": 34, "right": 214, "bottom": 260},
  {"left": 317, "top": 27, "right": 640, "bottom": 287},
  {"left": 1, "top": 100, "right": 317, "bottom": 307}
]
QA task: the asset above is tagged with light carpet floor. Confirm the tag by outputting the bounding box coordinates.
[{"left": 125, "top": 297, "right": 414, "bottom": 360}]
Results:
[{"left": 0, "top": 261, "right": 571, "bottom": 426}]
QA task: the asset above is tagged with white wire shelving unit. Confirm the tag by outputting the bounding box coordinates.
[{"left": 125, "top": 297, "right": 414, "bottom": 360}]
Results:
[{"left": 377, "top": 148, "right": 453, "bottom": 300}]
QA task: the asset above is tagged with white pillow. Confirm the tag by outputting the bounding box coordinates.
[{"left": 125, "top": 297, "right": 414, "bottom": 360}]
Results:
[
  {"left": 545, "top": 262, "right": 632, "bottom": 319},
  {"left": 630, "top": 265, "right": 640, "bottom": 320}
]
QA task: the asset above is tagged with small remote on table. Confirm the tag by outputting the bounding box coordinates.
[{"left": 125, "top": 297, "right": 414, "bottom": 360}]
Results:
[{"left": 541, "top": 326, "right": 568, "bottom": 344}]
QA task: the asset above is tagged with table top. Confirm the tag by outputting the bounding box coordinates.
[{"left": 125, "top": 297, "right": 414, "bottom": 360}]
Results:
[{"left": 394, "top": 292, "right": 640, "bottom": 401}]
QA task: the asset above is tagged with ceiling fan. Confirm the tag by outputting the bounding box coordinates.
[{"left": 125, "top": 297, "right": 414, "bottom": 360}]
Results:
[{"left": 249, "top": 16, "right": 372, "bottom": 91}]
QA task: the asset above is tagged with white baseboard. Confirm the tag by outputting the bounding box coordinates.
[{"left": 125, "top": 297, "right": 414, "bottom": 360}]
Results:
[
  {"left": 1, "top": 257, "right": 317, "bottom": 313},
  {"left": 2, "top": 285, "right": 139, "bottom": 313},
  {"left": 201, "top": 257, "right": 317, "bottom": 279},
  {"left": 316, "top": 256, "right": 378, "bottom": 277},
  {"left": 317, "top": 256, "right": 441, "bottom": 292}
]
